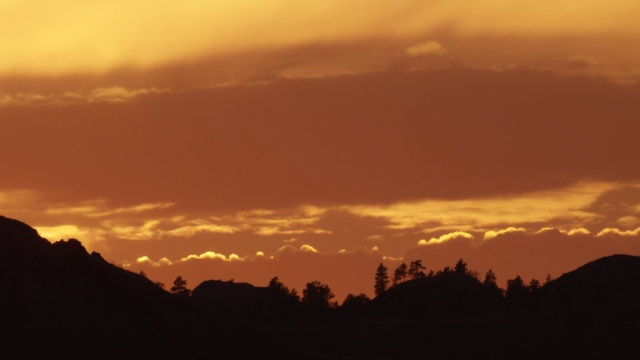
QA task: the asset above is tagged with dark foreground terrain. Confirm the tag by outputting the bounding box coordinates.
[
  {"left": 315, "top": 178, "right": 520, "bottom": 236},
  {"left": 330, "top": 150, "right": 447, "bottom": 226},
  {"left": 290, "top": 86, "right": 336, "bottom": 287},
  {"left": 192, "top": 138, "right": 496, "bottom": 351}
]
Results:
[{"left": 1, "top": 215, "right": 639, "bottom": 359}]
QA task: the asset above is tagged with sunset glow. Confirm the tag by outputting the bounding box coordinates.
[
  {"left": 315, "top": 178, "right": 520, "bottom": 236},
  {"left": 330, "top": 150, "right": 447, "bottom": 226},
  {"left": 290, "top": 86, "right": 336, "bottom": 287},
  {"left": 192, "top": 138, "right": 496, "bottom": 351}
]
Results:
[{"left": 2, "top": 1, "right": 640, "bottom": 301}]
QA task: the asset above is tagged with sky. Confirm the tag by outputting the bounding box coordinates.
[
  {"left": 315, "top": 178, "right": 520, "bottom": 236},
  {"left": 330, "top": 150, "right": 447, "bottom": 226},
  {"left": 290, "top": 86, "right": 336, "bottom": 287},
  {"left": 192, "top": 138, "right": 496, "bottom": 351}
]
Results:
[{"left": 2, "top": 1, "right": 640, "bottom": 301}]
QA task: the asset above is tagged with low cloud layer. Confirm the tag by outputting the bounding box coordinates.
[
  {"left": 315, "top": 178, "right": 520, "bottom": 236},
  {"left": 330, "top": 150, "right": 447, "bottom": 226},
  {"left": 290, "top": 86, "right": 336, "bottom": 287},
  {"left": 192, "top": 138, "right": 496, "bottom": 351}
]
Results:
[
  {"left": 0, "top": 87, "right": 167, "bottom": 107},
  {"left": 3, "top": 174, "right": 640, "bottom": 302}
]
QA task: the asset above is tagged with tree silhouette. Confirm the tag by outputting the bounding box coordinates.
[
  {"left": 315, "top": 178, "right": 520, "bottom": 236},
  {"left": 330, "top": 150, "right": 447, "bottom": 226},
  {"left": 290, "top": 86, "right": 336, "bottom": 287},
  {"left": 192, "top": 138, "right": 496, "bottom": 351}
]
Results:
[
  {"left": 268, "top": 276, "right": 287, "bottom": 291},
  {"left": 528, "top": 278, "right": 541, "bottom": 292},
  {"left": 302, "top": 280, "right": 335, "bottom": 308},
  {"left": 408, "top": 260, "right": 426, "bottom": 280},
  {"left": 506, "top": 276, "right": 526, "bottom": 296},
  {"left": 268, "top": 276, "right": 300, "bottom": 301},
  {"left": 393, "top": 262, "right": 408, "bottom": 285},
  {"left": 482, "top": 268, "right": 503, "bottom": 299},
  {"left": 342, "top": 293, "right": 371, "bottom": 306},
  {"left": 374, "top": 263, "right": 390, "bottom": 296},
  {"left": 341, "top": 293, "right": 371, "bottom": 317},
  {"left": 170, "top": 276, "right": 191, "bottom": 298},
  {"left": 454, "top": 258, "right": 468, "bottom": 275},
  {"left": 505, "top": 275, "right": 528, "bottom": 309},
  {"left": 482, "top": 269, "right": 500, "bottom": 290},
  {"left": 483, "top": 269, "right": 498, "bottom": 287}
]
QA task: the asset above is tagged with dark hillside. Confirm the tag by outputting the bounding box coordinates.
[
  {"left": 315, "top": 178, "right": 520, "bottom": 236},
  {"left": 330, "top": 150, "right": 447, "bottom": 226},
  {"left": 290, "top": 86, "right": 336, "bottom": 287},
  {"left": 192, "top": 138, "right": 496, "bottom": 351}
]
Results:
[
  {"left": 0, "top": 216, "right": 264, "bottom": 358},
  {"left": 542, "top": 254, "right": 640, "bottom": 318},
  {"left": 369, "top": 271, "right": 502, "bottom": 320}
]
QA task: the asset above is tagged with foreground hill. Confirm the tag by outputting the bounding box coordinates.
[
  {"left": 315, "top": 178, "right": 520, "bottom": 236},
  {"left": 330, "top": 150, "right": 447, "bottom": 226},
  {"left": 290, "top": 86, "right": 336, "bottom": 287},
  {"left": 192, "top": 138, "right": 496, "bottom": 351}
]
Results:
[
  {"left": 542, "top": 253, "right": 640, "bottom": 317},
  {"left": 368, "top": 270, "right": 503, "bottom": 320},
  {"left": 266, "top": 255, "right": 640, "bottom": 358},
  {"left": 0, "top": 216, "right": 273, "bottom": 358},
  {"left": 191, "top": 279, "right": 305, "bottom": 325}
]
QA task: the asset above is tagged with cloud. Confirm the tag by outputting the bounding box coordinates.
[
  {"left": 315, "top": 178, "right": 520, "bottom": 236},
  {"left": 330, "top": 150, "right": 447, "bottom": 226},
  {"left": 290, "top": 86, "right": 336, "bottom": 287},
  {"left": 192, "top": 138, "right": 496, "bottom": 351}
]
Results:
[
  {"left": 46, "top": 205, "right": 102, "bottom": 216},
  {"left": 88, "top": 202, "right": 175, "bottom": 218},
  {"left": 537, "top": 227, "right": 591, "bottom": 236},
  {"left": 617, "top": 216, "right": 640, "bottom": 228},
  {"left": 406, "top": 41, "right": 446, "bottom": 56},
  {"left": 34, "top": 224, "right": 105, "bottom": 249},
  {"left": 0, "top": 189, "right": 44, "bottom": 214},
  {"left": 5, "top": 178, "right": 640, "bottom": 266},
  {"left": 419, "top": 231, "right": 474, "bottom": 245},
  {"left": 4, "top": 69, "right": 640, "bottom": 217},
  {"left": 113, "top": 217, "right": 239, "bottom": 240},
  {"left": 231, "top": 207, "right": 331, "bottom": 236},
  {"left": 366, "top": 235, "right": 384, "bottom": 242},
  {"left": 344, "top": 181, "right": 613, "bottom": 232},
  {"left": 300, "top": 244, "right": 319, "bottom": 253},
  {"left": 597, "top": 227, "right": 640, "bottom": 237},
  {"left": 4, "top": 1, "right": 640, "bottom": 78},
  {"left": 165, "top": 221, "right": 238, "bottom": 237},
  {"left": 180, "top": 251, "right": 242, "bottom": 262},
  {"left": 254, "top": 227, "right": 331, "bottom": 236},
  {"left": 136, "top": 256, "right": 172, "bottom": 267},
  {"left": 0, "top": 87, "right": 167, "bottom": 107},
  {"left": 0, "top": 92, "right": 51, "bottom": 107},
  {"left": 35, "top": 224, "right": 88, "bottom": 241},
  {"left": 63, "top": 87, "right": 167, "bottom": 104},
  {"left": 568, "top": 228, "right": 591, "bottom": 236},
  {"left": 275, "top": 244, "right": 321, "bottom": 255},
  {"left": 567, "top": 55, "right": 602, "bottom": 70},
  {"left": 484, "top": 227, "right": 525, "bottom": 240}
]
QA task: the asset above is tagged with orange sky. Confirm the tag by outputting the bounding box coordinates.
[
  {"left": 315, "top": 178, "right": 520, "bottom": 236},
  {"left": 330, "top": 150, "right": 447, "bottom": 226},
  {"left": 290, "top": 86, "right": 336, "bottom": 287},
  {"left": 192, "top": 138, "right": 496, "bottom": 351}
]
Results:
[{"left": 2, "top": 1, "right": 640, "bottom": 300}]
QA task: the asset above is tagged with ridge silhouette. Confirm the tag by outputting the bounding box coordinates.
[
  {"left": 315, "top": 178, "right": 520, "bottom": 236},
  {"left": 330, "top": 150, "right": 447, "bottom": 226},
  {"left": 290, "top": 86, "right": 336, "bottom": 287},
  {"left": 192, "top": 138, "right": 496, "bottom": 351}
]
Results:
[
  {"left": 0, "top": 216, "right": 275, "bottom": 358},
  {"left": 1, "top": 215, "right": 639, "bottom": 358}
]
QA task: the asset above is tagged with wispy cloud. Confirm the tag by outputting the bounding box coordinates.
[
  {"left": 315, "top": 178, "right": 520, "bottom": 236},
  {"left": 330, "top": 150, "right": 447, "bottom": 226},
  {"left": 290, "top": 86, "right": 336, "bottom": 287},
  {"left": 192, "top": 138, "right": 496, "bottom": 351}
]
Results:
[
  {"left": 343, "top": 181, "right": 615, "bottom": 231},
  {"left": 597, "top": 227, "right": 640, "bottom": 237},
  {"left": 0, "top": 87, "right": 167, "bottom": 107},
  {"left": 406, "top": 40, "right": 446, "bottom": 56}
]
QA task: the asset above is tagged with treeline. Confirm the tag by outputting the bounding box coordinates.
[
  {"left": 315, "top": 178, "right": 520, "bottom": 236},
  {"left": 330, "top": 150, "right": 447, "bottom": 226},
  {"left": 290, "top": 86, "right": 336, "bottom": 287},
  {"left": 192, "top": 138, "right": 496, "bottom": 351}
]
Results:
[
  {"left": 374, "top": 259, "right": 547, "bottom": 303},
  {"left": 156, "top": 258, "right": 554, "bottom": 322}
]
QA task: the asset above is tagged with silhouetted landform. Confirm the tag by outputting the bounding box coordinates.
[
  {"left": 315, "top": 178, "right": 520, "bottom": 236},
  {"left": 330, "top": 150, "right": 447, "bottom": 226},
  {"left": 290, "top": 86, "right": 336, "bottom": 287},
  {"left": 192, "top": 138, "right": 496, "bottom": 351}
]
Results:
[
  {"left": 541, "top": 254, "right": 640, "bottom": 316},
  {"left": 0, "top": 216, "right": 276, "bottom": 358},
  {"left": 191, "top": 278, "right": 306, "bottom": 325},
  {"left": 369, "top": 271, "right": 498, "bottom": 320},
  {"left": 2, "top": 215, "right": 640, "bottom": 358}
]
